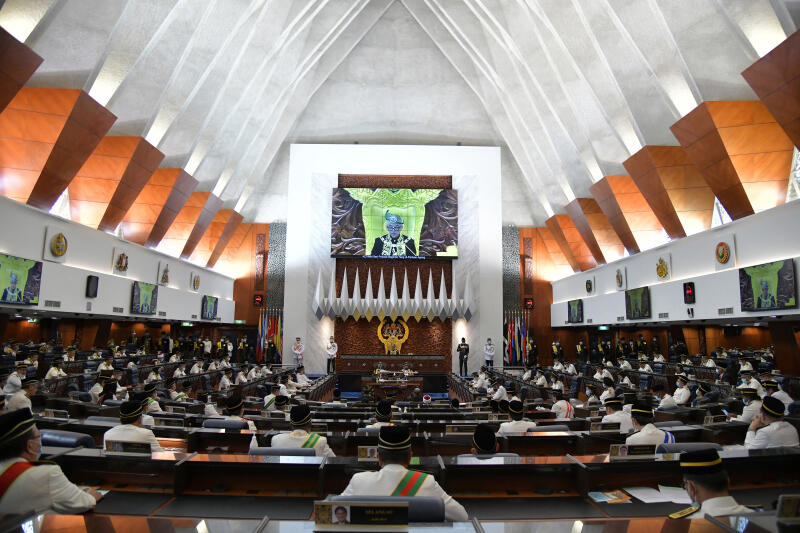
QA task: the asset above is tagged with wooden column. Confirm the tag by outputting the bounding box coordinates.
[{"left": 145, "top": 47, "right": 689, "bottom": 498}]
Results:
[{"left": 769, "top": 322, "right": 800, "bottom": 375}]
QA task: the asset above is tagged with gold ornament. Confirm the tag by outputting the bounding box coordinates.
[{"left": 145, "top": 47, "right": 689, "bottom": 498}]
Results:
[
  {"left": 50, "top": 233, "right": 67, "bottom": 257},
  {"left": 377, "top": 317, "right": 409, "bottom": 355}
]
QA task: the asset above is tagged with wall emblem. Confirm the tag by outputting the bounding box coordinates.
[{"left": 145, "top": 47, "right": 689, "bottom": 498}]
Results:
[
  {"left": 191, "top": 273, "right": 200, "bottom": 291},
  {"left": 656, "top": 256, "right": 670, "bottom": 280},
  {"left": 115, "top": 253, "right": 128, "bottom": 273},
  {"left": 50, "top": 233, "right": 68, "bottom": 257},
  {"left": 615, "top": 268, "right": 625, "bottom": 290},
  {"left": 160, "top": 264, "right": 170, "bottom": 286},
  {"left": 377, "top": 317, "right": 409, "bottom": 355},
  {"left": 715, "top": 242, "right": 730, "bottom": 264},
  {"left": 585, "top": 279, "right": 593, "bottom": 294}
]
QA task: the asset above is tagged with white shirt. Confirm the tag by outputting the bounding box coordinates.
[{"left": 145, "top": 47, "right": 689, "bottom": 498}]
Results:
[
  {"left": 681, "top": 496, "right": 753, "bottom": 519},
  {"left": 638, "top": 364, "right": 652, "bottom": 373},
  {"left": 552, "top": 361, "right": 564, "bottom": 371},
  {"left": 6, "top": 391, "right": 31, "bottom": 412},
  {"left": 0, "top": 457, "right": 97, "bottom": 515},
  {"left": 247, "top": 368, "right": 261, "bottom": 380},
  {"left": 23, "top": 359, "right": 38, "bottom": 368},
  {"left": 535, "top": 375, "right": 547, "bottom": 387},
  {"left": 601, "top": 410, "right": 633, "bottom": 433},
  {"left": 219, "top": 375, "right": 231, "bottom": 390},
  {"left": 173, "top": 368, "right": 186, "bottom": 378},
  {"left": 771, "top": 390, "right": 793, "bottom": 413},
  {"left": 739, "top": 361, "right": 753, "bottom": 371},
  {"left": 365, "top": 421, "right": 394, "bottom": 429},
  {"left": 625, "top": 423, "right": 674, "bottom": 445},
  {"left": 658, "top": 394, "right": 678, "bottom": 409},
  {"left": 620, "top": 360, "right": 632, "bottom": 370},
  {"left": 341, "top": 463, "right": 467, "bottom": 522},
  {"left": 472, "top": 376, "right": 488, "bottom": 390},
  {"left": 738, "top": 379, "right": 765, "bottom": 397},
  {"left": 732, "top": 400, "right": 761, "bottom": 423},
  {"left": 497, "top": 420, "right": 534, "bottom": 435},
  {"left": 492, "top": 386, "right": 508, "bottom": 402},
  {"left": 279, "top": 384, "right": 289, "bottom": 397},
  {"left": 599, "top": 388, "right": 615, "bottom": 403},
  {"left": 235, "top": 373, "right": 248, "bottom": 385},
  {"left": 190, "top": 362, "right": 203, "bottom": 374},
  {"left": 484, "top": 343, "right": 495, "bottom": 360},
  {"left": 3, "top": 374, "right": 21, "bottom": 395},
  {"left": 98, "top": 362, "right": 114, "bottom": 372},
  {"left": 169, "top": 354, "right": 181, "bottom": 363},
  {"left": 144, "top": 372, "right": 160, "bottom": 385},
  {"left": 551, "top": 400, "right": 574, "bottom": 419},
  {"left": 263, "top": 393, "right": 278, "bottom": 411},
  {"left": 204, "top": 403, "right": 220, "bottom": 417},
  {"left": 89, "top": 383, "right": 103, "bottom": 403},
  {"left": 292, "top": 343, "right": 305, "bottom": 356},
  {"left": 593, "top": 371, "right": 603, "bottom": 380},
  {"left": 326, "top": 343, "right": 338, "bottom": 359},
  {"left": 203, "top": 340, "right": 212, "bottom": 354},
  {"left": 564, "top": 364, "right": 576, "bottom": 376},
  {"left": 270, "top": 429, "right": 335, "bottom": 457},
  {"left": 704, "top": 359, "right": 717, "bottom": 368},
  {"left": 521, "top": 370, "right": 532, "bottom": 381},
  {"left": 653, "top": 354, "right": 665, "bottom": 362},
  {"left": 551, "top": 381, "right": 564, "bottom": 392},
  {"left": 297, "top": 374, "right": 310, "bottom": 386},
  {"left": 673, "top": 386, "right": 690, "bottom": 405},
  {"left": 103, "top": 423, "right": 164, "bottom": 452},
  {"left": 45, "top": 367, "right": 67, "bottom": 380},
  {"left": 602, "top": 369, "right": 614, "bottom": 381},
  {"left": 621, "top": 376, "right": 634, "bottom": 388},
  {"left": 745, "top": 420, "right": 800, "bottom": 449}
]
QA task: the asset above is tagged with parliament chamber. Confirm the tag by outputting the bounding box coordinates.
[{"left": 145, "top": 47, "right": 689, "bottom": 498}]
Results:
[{"left": 0, "top": 1, "right": 800, "bottom": 532}]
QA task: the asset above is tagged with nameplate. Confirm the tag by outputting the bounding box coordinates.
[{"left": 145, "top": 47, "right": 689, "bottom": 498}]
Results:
[
  {"left": 488, "top": 414, "right": 510, "bottom": 422},
  {"left": 357, "top": 446, "right": 378, "bottom": 462},
  {"left": 43, "top": 409, "right": 69, "bottom": 420},
  {"left": 104, "top": 440, "right": 152, "bottom": 456},
  {"left": 314, "top": 500, "right": 408, "bottom": 531},
  {"left": 609, "top": 444, "right": 656, "bottom": 461},
  {"left": 590, "top": 422, "right": 620, "bottom": 432},
  {"left": 154, "top": 417, "right": 185, "bottom": 428},
  {"left": 166, "top": 406, "right": 186, "bottom": 414},
  {"left": 777, "top": 494, "right": 800, "bottom": 521},
  {"left": 703, "top": 415, "right": 727, "bottom": 426},
  {"left": 445, "top": 424, "right": 476, "bottom": 434},
  {"left": 590, "top": 410, "right": 600, "bottom": 417}
]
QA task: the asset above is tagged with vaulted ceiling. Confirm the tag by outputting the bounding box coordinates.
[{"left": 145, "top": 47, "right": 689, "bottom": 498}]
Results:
[{"left": 0, "top": 0, "right": 796, "bottom": 231}]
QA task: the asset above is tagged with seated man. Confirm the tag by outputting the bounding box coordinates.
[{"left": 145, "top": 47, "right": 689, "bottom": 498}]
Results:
[
  {"left": 45, "top": 359, "right": 67, "bottom": 380},
  {"left": 102, "top": 401, "right": 164, "bottom": 452},
  {"left": 497, "top": 400, "right": 532, "bottom": 435},
  {"left": 670, "top": 448, "right": 752, "bottom": 519},
  {"left": 7, "top": 379, "right": 37, "bottom": 412},
  {"left": 764, "top": 379, "right": 793, "bottom": 413},
  {"left": 471, "top": 423, "right": 499, "bottom": 455},
  {"left": 625, "top": 403, "right": 675, "bottom": 445},
  {"left": 340, "top": 425, "right": 468, "bottom": 522},
  {"left": 601, "top": 397, "right": 633, "bottom": 433},
  {"left": 270, "top": 405, "right": 335, "bottom": 457},
  {"left": 366, "top": 400, "right": 394, "bottom": 429},
  {"left": 731, "top": 388, "right": 761, "bottom": 423},
  {"left": 653, "top": 383, "right": 677, "bottom": 409},
  {"left": 142, "top": 383, "right": 163, "bottom": 414},
  {"left": 223, "top": 395, "right": 257, "bottom": 432},
  {"left": 673, "top": 376, "right": 691, "bottom": 406},
  {"left": 550, "top": 392, "right": 574, "bottom": 419},
  {"left": 263, "top": 384, "right": 281, "bottom": 411},
  {"left": 0, "top": 408, "right": 102, "bottom": 514},
  {"left": 745, "top": 396, "right": 800, "bottom": 449}
]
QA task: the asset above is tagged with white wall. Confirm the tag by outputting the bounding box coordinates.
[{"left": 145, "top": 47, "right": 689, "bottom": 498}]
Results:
[
  {"left": 284, "top": 144, "right": 503, "bottom": 374},
  {"left": 0, "top": 196, "right": 234, "bottom": 322},
  {"left": 551, "top": 200, "right": 800, "bottom": 326}
]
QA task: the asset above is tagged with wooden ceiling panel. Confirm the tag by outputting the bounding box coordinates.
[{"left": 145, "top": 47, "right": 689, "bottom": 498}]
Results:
[
  {"left": 180, "top": 194, "right": 223, "bottom": 259},
  {"left": 0, "top": 28, "right": 43, "bottom": 114},
  {"left": 207, "top": 211, "right": 244, "bottom": 268}
]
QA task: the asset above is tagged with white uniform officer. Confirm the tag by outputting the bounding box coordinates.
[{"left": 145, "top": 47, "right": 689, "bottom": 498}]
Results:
[
  {"left": 626, "top": 403, "right": 675, "bottom": 445},
  {"left": 291, "top": 338, "right": 304, "bottom": 367},
  {"left": 340, "top": 425, "right": 468, "bottom": 522},
  {"left": 601, "top": 397, "right": 633, "bottom": 433},
  {"left": 764, "top": 380, "right": 793, "bottom": 413},
  {"left": 745, "top": 395, "right": 800, "bottom": 449},
  {"left": 669, "top": 448, "right": 752, "bottom": 519},
  {"left": 483, "top": 339, "right": 495, "bottom": 369},
  {"left": 270, "top": 405, "right": 335, "bottom": 457},
  {"left": 673, "top": 376, "right": 691, "bottom": 405},
  {"left": 0, "top": 409, "right": 102, "bottom": 515},
  {"left": 326, "top": 338, "right": 338, "bottom": 374},
  {"left": 102, "top": 400, "right": 164, "bottom": 453},
  {"left": 497, "top": 400, "right": 533, "bottom": 435},
  {"left": 731, "top": 388, "right": 761, "bottom": 423}
]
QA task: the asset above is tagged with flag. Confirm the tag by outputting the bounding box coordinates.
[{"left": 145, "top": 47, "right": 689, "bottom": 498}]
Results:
[
  {"left": 275, "top": 314, "right": 283, "bottom": 363},
  {"left": 256, "top": 308, "right": 263, "bottom": 362}
]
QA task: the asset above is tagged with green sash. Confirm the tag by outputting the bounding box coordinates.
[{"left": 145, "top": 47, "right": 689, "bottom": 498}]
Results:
[
  {"left": 390, "top": 470, "right": 428, "bottom": 496},
  {"left": 301, "top": 433, "right": 321, "bottom": 448}
]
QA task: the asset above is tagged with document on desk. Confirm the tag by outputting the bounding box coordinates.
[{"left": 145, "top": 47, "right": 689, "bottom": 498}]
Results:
[
  {"left": 658, "top": 485, "right": 692, "bottom": 504},
  {"left": 623, "top": 487, "right": 673, "bottom": 503}
]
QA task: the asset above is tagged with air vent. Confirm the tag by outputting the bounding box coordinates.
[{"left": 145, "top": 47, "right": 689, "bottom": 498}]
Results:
[
  {"left": 86, "top": 302, "right": 92, "bottom": 312},
  {"left": 617, "top": 316, "right": 625, "bottom": 321},
  {"left": 658, "top": 312, "right": 669, "bottom": 319},
  {"left": 158, "top": 311, "right": 166, "bottom": 317},
  {"left": 718, "top": 307, "right": 734, "bottom": 316},
  {"left": 113, "top": 307, "right": 124, "bottom": 313},
  {"left": 587, "top": 319, "right": 593, "bottom": 324},
  {"left": 44, "top": 300, "right": 61, "bottom": 308},
  {"left": 191, "top": 314, "right": 197, "bottom": 319}
]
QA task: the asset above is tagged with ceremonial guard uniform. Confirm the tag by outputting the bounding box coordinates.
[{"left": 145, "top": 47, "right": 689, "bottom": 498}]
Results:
[
  {"left": 292, "top": 338, "right": 304, "bottom": 367},
  {"left": 340, "top": 426, "right": 468, "bottom": 522},
  {"left": 457, "top": 339, "right": 469, "bottom": 376},
  {"left": 483, "top": 340, "right": 495, "bottom": 368},
  {"left": 326, "top": 338, "right": 338, "bottom": 374},
  {"left": 271, "top": 405, "right": 335, "bottom": 457},
  {"left": 0, "top": 409, "right": 99, "bottom": 514}
]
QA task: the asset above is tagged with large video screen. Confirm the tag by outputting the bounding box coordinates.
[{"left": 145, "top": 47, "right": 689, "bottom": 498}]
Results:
[
  {"left": 625, "top": 287, "right": 651, "bottom": 320},
  {"left": 0, "top": 252, "right": 42, "bottom": 305},
  {"left": 739, "top": 259, "right": 796, "bottom": 311},
  {"left": 567, "top": 299, "right": 583, "bottom": 323},
  {"left": 331, "top": 188, "right": 458, "bottom": 258},
  {"left": 131, "top": 281, "right": 158, "bottom": 315},
  {"left": 201, "top": 295, "right": 218, "bottom": 320}
]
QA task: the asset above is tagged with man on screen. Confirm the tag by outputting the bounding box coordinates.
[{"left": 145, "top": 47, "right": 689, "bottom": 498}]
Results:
[
  {"left": 757, "top": 280, "right": 776, "bottom": 309},
  {"left": 2, "top": 272, "right": 22, "bottom": 303},
  {"left": 370, "top": 211, "right": 417, "bottom": 257}
]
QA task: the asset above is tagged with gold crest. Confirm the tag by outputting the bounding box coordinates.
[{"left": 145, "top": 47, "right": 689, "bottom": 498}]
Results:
[
  {"left": 50, "top": 233, "right": 67, "bottom": 257},
  {"left": 377, "top": 317, "right": 409, "bottom": 355},
  {"left": 656, "top": 257, "right": 669, "bottom": 279}
]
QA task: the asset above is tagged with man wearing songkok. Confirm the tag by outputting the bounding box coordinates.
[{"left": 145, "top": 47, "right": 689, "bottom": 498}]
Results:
[
  {"left": 601, "top": 397, "right": 633, "bottom": 433},
  {"left": 7, "top": 379, "right": 37, "bottom": 412},
  {"left": 263, "top": 384, "right": 281, "bottom": 411},
  {"left": 270, "top": 405, "right": 335, "bottom": 457},
  {"left": 669, "top": 449, "right": 752, "bottom": 519},
  {"left": 763, "top": 380, "right": 793, "bottom": 413},
  {"left": 497, "top": 400, "right": 533, "bottom": 435},
  {"left": 737, "top": 371, "right": 764, "bottom": 397},
  {"left": 731, "top": 388, "right": 761, "bottom": 423},
  {"left": 340, "top": 425, "right": 468, "bottom": 522},
  {"left": 471, "top": 424, "right": 499, "bottom": 455},
  {"left": 142, "top": 382, "right": 163, "bottom": 414},
  {"left": 103, "top": 401, "right": 163, "bottom": 452},
  {"left": 745, "top": 395, "right": 800, "bottom": 449},
  {"left": 366, "top": 400, "right": 394, "bottom": 429},
  {"left": 224, "top": 395, "right": 257, "bottom": 431},
  {"left": 550, "top": 392, "right": 574, "bottom": 419},
  {"left": 673, "top": 375, "right": 691, "bottom": 406},
  {"left": 625, "top": 403, "right": 675, "bottom": 445},
  {"left": 0, "top": 408, "right": 102, "bottom": 514}
]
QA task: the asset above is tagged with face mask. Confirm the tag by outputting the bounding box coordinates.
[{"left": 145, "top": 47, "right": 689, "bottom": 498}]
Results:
[{"left": 585, "top": 389, "right": 591, "bottom": 396}]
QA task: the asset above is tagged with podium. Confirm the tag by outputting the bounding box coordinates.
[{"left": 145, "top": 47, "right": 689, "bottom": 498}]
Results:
[{"left": 336, "top": 354, "right": 447, "bottom": 373}]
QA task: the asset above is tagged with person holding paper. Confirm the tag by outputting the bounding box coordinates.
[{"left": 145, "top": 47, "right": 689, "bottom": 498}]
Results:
[
  {"left": 669, "top": 449, "right": 752, "bottom": 519},
  {"left": 340, "top": 425, "right": 468, "bottom": 522}
]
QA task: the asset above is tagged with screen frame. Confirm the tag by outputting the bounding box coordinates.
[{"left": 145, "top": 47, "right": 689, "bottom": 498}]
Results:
[
  {"left": 624, "top": 286, "right": 651, "bottom": 320},
  {"left": 201, "top": 295, "right": 218, "bottom": 320},
  {"left": 0, "top": 252, "right": 43, "bottom": 306},
  {"left": 566, "top": 299, "right": 584, "bottom": 323},
  {"left": 131, "top": 281, "right": 158, "bottom": 316},
  {"left": 738, "top": 258, "right": 797, "bottom": 312}
]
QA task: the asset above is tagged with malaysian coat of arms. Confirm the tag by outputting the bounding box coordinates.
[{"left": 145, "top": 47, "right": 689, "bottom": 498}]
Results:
[{"left": 377, "top": 317, "right": 409, "bottom": 355}]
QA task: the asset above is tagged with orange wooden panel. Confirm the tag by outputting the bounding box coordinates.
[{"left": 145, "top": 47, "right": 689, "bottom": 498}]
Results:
[
  {"left": 546, "top": 215, "right": 595, "bottom": 272},
  {"left": 215, "top": 222, "right": 252, "bottom": 275},
  {"left": 180, "top": 194, "right": 223, "bottom": 259},
  {"left": 144, "top": 170, "right": 199, "bottom": 248},
  {"left": 155, "top": 191, "right": 210, "bottom": 255},
  {"left": 564, "top": 198, "right": 624, "bottom": 265},
  {"left": 231, "top": 223, "right": 269, "bottom": 324},
  {"left": 670, "top": 101, "right": 793, "bottom": 219},
  {"left": 189, "top": 209, "right": 233, "bottom": 265},
  {"left": 207, "top": 211, "right": 244, "bottom": 268}
]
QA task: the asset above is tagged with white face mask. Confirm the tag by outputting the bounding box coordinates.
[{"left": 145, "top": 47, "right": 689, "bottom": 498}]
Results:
[{"left": 585, "top": 389, "right": 592, "bottom": 396}]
